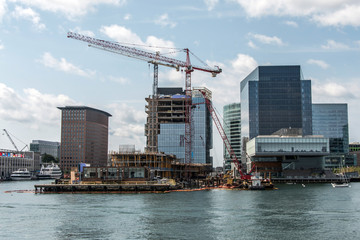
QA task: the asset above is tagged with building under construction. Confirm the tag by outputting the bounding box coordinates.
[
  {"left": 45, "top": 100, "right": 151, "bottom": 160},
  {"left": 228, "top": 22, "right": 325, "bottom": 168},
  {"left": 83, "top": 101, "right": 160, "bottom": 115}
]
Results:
[
  {"left": 110, "top": 150, "right": 212, "bottom": 180},
  {"left": 145, "top": 87, "right": 213, "bottom": 165}
]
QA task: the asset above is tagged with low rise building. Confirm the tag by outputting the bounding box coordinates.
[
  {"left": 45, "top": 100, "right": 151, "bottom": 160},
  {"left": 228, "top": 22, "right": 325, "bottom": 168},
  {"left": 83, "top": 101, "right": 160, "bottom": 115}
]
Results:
[
  {"left": 246, "top": 129, "right": 329, "bottom": 177},
  {"left": 0, "top": 150, "right": 36, "bottom": 179}
]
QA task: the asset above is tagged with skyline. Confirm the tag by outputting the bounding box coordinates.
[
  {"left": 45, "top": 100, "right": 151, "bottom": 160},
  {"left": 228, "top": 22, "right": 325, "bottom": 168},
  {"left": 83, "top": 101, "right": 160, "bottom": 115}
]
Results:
[{"left": 1, "top": 0, "right": 360, "bottom": 167}]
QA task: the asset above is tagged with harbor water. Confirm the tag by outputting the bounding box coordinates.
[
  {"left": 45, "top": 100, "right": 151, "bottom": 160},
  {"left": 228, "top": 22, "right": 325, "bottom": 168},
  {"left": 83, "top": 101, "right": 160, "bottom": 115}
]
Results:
[{"left": 1, "top": 180, "right": 359, "bottom": 240}]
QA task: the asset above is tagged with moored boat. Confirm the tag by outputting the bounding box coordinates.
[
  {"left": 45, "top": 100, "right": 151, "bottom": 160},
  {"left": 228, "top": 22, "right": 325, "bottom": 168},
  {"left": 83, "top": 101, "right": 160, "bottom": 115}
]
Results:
[
  {"left": 10, "top": 168, "right": 32, "bottom": 181},
  {"left": 37, "top": 163, "right": 62, "bottom": 179}
]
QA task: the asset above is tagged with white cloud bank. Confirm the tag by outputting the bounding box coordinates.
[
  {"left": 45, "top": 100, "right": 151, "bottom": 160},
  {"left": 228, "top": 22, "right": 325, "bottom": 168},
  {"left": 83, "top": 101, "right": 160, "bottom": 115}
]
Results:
[
  {"left": 100, "top": 24, "right": 177, "bottom": 54},
  {"left": 233, "top": 0, "right": 360, "bottom": 27},
  {"left": 248, "top": 33, "right": 284, "bottom": 46},
  {"left": 0, "top": 0, "right": 6, "bottom": 22},
  {"left": 12, "top": 5, "right": 45, "bottom": 30},
  {"left": 307, "top": 59, "right": 329, "bottom": 69},
  {"left": 0, "top": 83, "right": 76, "bottom": 126},
  {"left": 204, "top": 0, "right": 219, "bottom": 11},
  {"left": 155, "top": 13, "right": 177, "bottom": 28},
  {"left": 38, "top": 52, "right": 96, "bottom": 77},
  {"left": 8, "top": 0, "right": 126, "bottom": 19}
]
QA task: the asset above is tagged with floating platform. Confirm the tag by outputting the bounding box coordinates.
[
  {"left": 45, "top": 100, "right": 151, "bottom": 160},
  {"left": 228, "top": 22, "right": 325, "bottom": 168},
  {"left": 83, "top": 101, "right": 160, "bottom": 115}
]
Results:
[
  {"left": 271, "top": 177, "right": 358, "bottom": 183},
  {"left": 34, "top": 183, "right": 179, "bottom": 194}
]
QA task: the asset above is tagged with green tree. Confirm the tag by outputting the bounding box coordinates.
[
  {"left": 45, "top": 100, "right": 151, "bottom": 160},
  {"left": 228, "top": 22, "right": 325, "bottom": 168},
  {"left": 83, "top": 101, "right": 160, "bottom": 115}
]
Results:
[{"left": 42, "top": 153, "right": 58, "bottom": 163}]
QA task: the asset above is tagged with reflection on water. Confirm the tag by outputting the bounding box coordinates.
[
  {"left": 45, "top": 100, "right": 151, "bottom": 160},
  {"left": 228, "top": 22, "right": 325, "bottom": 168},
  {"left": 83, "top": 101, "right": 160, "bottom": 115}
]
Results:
[{"left": 1, "top": 181, "right": 360, "bottom": 240}]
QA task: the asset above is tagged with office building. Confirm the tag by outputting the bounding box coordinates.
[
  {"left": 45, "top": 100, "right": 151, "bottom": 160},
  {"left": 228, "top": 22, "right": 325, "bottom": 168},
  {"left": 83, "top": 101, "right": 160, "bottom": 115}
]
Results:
[
  {"left": 240, "top": 65, "right": 316, "bottom": 175},
  {"left": 223, "top": 103, "right": 241, "bottom": 172},
  {"left": 240, "top": 65, "right": 312, "bottom": 142},
  {"left": 145, "top": 87, "right": 212, "bottom": 164},
  {"left": 312, "top": 103, "right": 355, "bottom": 168},
  {"left": 312, "top": 104, "right": 349, "bottom": 153},
  {"left": 58, "top": 106, "right": 111, "bottom": 172},
  {"left": 30, "top": 140, "right": 60, "bottom": 159}
]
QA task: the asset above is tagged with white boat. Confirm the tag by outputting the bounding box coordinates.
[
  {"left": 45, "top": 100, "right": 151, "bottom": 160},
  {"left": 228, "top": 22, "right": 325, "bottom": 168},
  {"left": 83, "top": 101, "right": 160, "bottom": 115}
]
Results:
[
  {"left": 331, "top": 182, "right": 350, "bottom": 188},
  {"left": 331, "top": 163, "right": 350, "bottom": 188},
  {"left": 37, "top": 163, "right": 62, "bottom": 179},
  {"left": 10, "top": 168, "right": 32, "bottom": 181}
]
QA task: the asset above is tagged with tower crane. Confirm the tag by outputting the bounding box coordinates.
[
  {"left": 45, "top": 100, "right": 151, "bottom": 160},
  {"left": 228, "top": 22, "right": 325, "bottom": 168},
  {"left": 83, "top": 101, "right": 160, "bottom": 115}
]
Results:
[
  {"left": 67, "top": 32, "right": 222, "bottom": 166},
  {"left": 3, "top": 129, "right": 19, "bottom": 152},
  {"left": 2, "top": 129, "right": 28, "bottom": 152},
  {"left": 198, "top": 91, "right": 254, "bottom": 180}
]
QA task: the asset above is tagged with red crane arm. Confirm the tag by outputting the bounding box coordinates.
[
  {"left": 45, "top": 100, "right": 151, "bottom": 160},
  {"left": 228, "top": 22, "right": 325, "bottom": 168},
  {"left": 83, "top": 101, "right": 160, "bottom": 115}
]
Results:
[
  {"left": 199, "top": 92, "right": 250, "bottom": 179},
  {"left": 67, "top": 32, "right": 222, "bottom": 76}
]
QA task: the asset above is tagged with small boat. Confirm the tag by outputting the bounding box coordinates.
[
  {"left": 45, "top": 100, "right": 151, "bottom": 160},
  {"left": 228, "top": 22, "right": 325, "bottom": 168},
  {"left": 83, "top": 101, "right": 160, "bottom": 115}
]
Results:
[
  {"left": 331, "top": 182, "right": 350, "bottom": 188},
  {"left": 331, "top": 162, "right": 350, "bottom": 188},
  {"left": 10, "top": 168, "right": 32, "bottom": 181},
  {"left": 37, "top": 163, "right": 62, "bottom": 179}
]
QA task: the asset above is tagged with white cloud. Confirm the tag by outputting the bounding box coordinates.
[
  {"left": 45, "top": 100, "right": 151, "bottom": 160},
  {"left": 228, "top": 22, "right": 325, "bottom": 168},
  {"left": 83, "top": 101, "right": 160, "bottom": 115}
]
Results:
[
  {"left": 38, "top": 52, "right": 96, "bottom": 77},
  {"left": 284, "top": 20, "right": 298, "bottom": 27},
  {"left": 312, "top": 4, "right": 360, "bottom": 27},
  {"left": 307, "top": 59, "right": 329, "bottom": 69},
  {"left": 233, "top": 0, "right": 360, "bottom": 27},
  {"left": 70, "top": 27, "right": 95, "bottom": 37},
  {"left": 248, "top": 33, "right": 284, "bottom": 46},
  {"left": 0, "top": 83, "right": 76, "bottom": 126},
  {"left": 0, "top": 40, "right": 4, "bottom": 50},
  {"left": 321, "top": 40, "right": 349, "bottom": 50},
  {"left": 107, "top": 102, "right": 146, "bottom": 149},
  {"left": 248, "top": 40, "right": 257, "bottom": 49},
  {"left": 12, "top": 5, "right": 46, "bottom": 30},
  {"left": 9, "top": 0, "right": 126, "bottom": 19},
  {"left": 155, "top": 13, "right": 177, "bottom": 28},
  {"left": 107, "top": 75, "right": 129, "bottom": 84},
  {"left": 312, "top": 81, "right": 356, "bottom": 100},
  {"left": 124, "top": 13, "right": 131, "bottom": 20},
  {"left": 0, "top": 0, "right": 6, "bottom": 22},
  {"left": 100, "top": 24, "right": 176, "bottom": 53},
  {"left": 204, "top": 0, "right": 219, "bottom": 11}
]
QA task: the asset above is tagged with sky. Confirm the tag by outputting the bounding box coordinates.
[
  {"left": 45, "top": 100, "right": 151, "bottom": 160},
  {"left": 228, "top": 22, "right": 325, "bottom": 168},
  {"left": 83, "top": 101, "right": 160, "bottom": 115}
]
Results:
[{"left": 1, "top": 0, "right": 360, "bottom": 167}]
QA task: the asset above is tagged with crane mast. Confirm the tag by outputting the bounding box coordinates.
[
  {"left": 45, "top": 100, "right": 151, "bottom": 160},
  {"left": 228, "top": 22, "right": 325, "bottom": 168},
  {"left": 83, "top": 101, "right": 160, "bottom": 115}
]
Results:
[
  {"left": 67, "top": 31, "right": 222, "bottom": 168},
  {"left": 198, "top": 92, "right": 252, "bottom": 180},
  {"left": 3, "top": 129, "right": 19, "bottom": 152}
]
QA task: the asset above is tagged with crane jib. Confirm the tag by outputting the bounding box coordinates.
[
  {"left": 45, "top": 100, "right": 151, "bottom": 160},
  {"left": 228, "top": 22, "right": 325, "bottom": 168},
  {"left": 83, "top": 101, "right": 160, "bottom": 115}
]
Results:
[{"left": 67, "top": 32, "right": 221, "bottom": 74}]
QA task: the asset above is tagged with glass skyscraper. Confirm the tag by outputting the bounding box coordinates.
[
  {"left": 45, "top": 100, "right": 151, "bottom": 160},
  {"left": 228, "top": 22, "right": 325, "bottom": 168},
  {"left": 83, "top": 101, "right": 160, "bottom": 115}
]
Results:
[
  {"left": 312, "top": 104, "right": 349, "bottom": 153},
  {"left": 241, "top": 65, "right": 312, "bottom": 142},
  {"left": 223, "top": 103, "right": 241, "bottom": 172}
]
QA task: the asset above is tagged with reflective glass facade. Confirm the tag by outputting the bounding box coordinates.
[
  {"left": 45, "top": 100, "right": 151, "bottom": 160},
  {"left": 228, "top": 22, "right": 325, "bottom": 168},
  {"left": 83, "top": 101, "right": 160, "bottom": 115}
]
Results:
[
  {"left": 30, "top": 140, "right": 60, "bottom": 159},
  {"left": 223, "top": 103, "right": 241, "bottom": 171},
  {"left": 157, "top": 91, "right": 212, "bottom": 164},
  {"left": 192, "top": 97, "right": 212, "bottom": 164},
  {"left": 241, "top": 66, "right": 312, "bottom": 141},
  {"left": 312, "top": 104, "right": 349, "bottom": 153},
  {"left": 158, "top": 123, "right": 185, "bottom": 161}
]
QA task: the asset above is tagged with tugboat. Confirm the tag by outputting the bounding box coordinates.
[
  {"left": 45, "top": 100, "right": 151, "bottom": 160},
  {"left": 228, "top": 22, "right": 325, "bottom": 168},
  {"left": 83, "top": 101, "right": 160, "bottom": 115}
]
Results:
[{"left": 249, "top": 173, "right": 265, "bottom": 190}]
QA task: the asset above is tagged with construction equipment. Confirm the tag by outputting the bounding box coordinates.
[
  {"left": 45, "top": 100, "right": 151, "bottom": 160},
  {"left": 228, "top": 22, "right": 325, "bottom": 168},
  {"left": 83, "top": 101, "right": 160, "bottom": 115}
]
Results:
[
  {"left": 2, "top": 129, "right": 28, "bottom": 152},
  {"left": 198, "top": 91, "right": 253, "bottom": 180},
  {"left": 67, "top": 32, "right": 222, "bottom": 166}
]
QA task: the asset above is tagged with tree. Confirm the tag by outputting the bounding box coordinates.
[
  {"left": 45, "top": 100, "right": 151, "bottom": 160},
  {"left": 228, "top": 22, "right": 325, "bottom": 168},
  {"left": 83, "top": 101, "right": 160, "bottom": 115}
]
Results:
[{"left": 42, "top": 153, "right": 58, "bottom": 163}]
